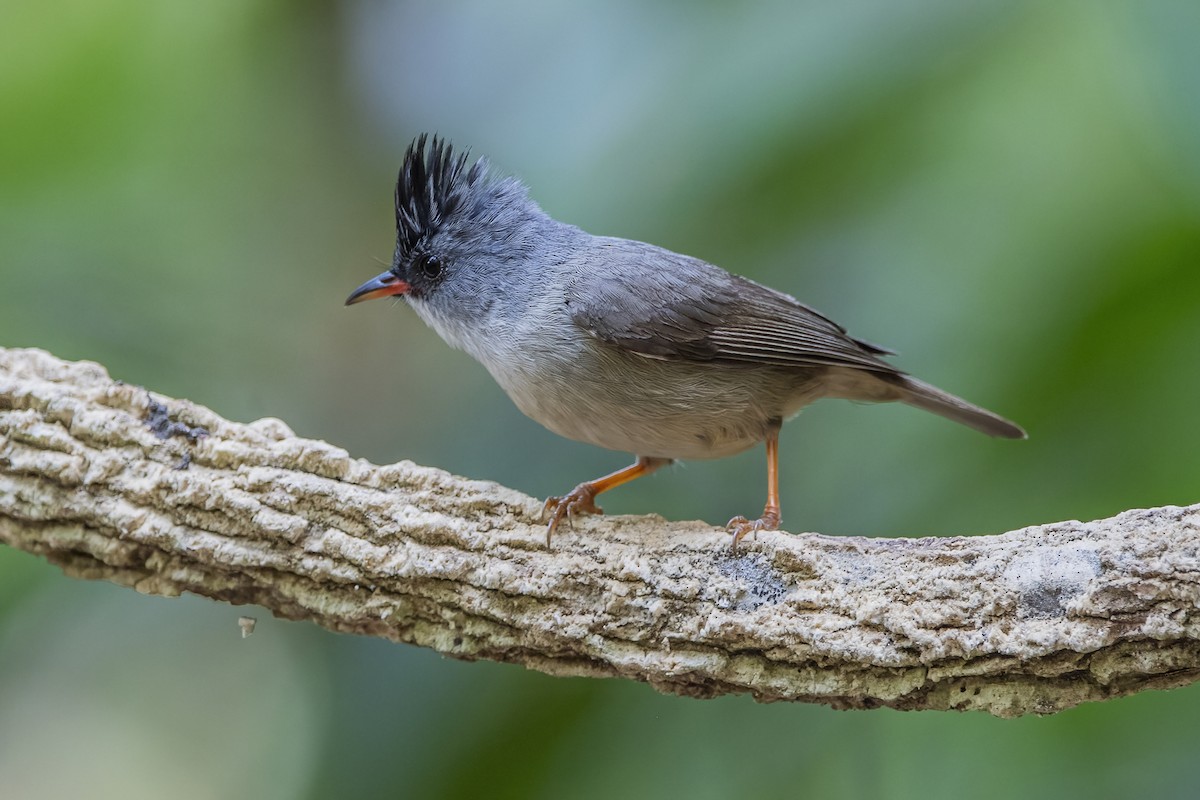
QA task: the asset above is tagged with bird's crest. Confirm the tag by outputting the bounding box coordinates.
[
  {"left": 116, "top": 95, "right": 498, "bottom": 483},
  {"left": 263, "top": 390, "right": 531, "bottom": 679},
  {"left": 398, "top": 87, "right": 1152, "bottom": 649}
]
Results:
[{"left": 394, "top": 134, "right": 487, "bottom": 257}]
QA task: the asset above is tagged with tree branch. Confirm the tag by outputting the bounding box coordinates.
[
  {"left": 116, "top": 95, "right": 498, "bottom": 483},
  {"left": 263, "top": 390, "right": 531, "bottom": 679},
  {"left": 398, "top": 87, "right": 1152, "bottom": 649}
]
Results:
[{"left": 1, "top": 346, "right": 1197, "bottom": 717}]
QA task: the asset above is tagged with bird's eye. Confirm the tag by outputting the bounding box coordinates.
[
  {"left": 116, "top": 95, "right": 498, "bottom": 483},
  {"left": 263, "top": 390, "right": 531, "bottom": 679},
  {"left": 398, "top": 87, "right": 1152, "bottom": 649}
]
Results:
[{"left": 420, "top": 255, "right": 443, "bottom": 281}]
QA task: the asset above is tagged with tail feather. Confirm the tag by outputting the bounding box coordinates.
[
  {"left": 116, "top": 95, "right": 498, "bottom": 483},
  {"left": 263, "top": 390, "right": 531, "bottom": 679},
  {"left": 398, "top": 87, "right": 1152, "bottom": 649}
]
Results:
[{"left": 894, "top": 376, "right": 1026, "bottom": 439}]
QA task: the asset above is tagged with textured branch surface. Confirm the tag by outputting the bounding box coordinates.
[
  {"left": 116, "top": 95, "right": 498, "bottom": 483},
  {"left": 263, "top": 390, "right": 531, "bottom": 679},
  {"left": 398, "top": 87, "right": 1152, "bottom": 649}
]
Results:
[{"left": 2, "top": 347, "right": 1198, "bottom": 717}]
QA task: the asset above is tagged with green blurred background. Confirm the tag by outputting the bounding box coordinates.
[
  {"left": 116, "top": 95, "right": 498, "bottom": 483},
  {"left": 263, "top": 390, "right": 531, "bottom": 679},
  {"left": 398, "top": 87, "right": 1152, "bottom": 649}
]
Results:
[{"left": 3, "top": 1, "right": 1200, "bottom": 797}]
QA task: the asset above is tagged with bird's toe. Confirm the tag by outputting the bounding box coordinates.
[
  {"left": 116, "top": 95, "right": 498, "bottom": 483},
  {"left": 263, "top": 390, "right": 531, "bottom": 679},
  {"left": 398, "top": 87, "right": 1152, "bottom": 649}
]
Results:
[
  {"left": 726, "top": 509, "right": 781, "bottom": 554},
  {"left": 543, "top": 485, "right": 604, "bottom": 546}
]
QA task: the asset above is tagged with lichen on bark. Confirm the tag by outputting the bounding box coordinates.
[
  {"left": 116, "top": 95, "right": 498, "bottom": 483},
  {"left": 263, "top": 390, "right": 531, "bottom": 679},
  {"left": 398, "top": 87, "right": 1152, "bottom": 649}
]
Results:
[{"left": 2, "top": 346, "right": 1198, "bottom": 717}]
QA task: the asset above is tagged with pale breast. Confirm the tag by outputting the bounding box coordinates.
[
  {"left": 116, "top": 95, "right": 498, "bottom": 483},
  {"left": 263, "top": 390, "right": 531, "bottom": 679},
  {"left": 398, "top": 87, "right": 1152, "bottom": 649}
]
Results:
[{"left": 413, "top": 291, "right": 827, "bottom": 459}]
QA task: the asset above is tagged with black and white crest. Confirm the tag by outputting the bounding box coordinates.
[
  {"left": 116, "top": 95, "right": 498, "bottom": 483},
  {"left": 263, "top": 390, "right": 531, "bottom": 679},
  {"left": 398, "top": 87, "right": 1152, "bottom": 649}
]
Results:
[{"left": 394, "top": 134, "right": 488, "bottom": 258}]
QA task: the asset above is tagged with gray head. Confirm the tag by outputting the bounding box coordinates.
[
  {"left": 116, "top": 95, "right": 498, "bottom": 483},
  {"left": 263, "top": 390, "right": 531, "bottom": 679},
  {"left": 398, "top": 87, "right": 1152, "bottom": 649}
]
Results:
[{"left": 345, "top": 135, "right": 556, "bottom": 320}]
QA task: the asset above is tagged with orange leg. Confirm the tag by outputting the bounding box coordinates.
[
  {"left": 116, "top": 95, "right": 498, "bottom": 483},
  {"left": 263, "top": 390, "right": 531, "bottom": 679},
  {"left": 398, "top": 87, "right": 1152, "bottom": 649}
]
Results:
[
  {"left": 543, "top": 456, "right": 670, "bottom": 546},
  {"left": 727, "top": 430, "right": 782, "bottom": 553}
]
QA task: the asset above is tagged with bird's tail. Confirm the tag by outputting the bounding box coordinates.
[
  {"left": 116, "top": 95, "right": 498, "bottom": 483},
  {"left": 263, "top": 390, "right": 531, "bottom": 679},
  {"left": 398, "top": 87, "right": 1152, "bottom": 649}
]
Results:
[{"left": 894, "top": 376, "right": 1026, "bottom": 439}]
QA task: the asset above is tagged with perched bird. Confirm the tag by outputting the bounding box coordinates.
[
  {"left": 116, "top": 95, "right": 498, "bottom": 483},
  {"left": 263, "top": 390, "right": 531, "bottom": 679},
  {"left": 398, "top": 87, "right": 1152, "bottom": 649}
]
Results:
[{"left": 347, "top": 135, "right": 1025, "bottom": 551}]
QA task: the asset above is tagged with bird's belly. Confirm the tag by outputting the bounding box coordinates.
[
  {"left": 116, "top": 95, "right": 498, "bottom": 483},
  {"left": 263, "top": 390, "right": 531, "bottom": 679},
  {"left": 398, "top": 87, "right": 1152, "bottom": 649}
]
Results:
[
  {"left": 531, "top": 399, "right": 762, "bottom": 460},
  {"left": 490, "top": 351, "right": 819, "bottom": 460}
]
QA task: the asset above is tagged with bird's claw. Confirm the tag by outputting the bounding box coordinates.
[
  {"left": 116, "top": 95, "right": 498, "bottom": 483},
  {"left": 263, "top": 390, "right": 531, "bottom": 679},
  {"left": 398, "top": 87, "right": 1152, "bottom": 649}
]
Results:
[
  {"left": 542, "top": 485, "right": 604, "bottom": 546},
  {"left": 726, "top": 508, "right": 781, "bottom": 554}
]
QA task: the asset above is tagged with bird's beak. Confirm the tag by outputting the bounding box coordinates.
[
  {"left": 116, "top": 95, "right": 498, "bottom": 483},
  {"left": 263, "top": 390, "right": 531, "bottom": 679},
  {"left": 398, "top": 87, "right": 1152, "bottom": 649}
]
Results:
[{"left": 345, "top": 271, "right": 410, "bottom": 306}]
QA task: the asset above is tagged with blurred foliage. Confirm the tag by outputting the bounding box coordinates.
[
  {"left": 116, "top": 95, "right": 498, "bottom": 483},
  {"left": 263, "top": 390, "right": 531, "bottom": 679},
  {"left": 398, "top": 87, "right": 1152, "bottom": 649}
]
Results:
[{"left": 3, "top": 0, "right": 1200, "bottom": 798}]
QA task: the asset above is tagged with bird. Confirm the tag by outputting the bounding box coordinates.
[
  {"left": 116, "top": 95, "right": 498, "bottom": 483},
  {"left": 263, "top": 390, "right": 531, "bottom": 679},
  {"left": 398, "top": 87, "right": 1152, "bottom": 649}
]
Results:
[{"left": 346, "top": 135, "right": 1025, "bottom": 551}]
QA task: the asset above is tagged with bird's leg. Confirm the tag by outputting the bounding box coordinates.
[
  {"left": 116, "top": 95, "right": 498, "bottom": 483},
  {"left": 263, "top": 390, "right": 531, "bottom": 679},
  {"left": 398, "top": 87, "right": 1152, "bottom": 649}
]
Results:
[
  {"left": 543, "top": 456, "right": 671, "bottom": 546},
  {"left": 727, "top": 428, "right": 782, "bottom": 553}
]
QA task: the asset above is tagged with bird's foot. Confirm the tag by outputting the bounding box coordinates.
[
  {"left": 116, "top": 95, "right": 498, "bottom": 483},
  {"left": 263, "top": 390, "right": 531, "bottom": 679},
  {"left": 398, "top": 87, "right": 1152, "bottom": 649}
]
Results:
[
  {"left": 726, "top": 507, "right": 781, "bottom": 554},
  {"left": 542, "top": 484, "right": 604, "bottom": 546}
]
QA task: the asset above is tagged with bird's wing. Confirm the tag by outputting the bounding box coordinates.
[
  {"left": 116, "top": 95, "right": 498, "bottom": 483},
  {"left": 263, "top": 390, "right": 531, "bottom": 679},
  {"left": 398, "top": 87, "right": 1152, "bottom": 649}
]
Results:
[{"left": 565, "top": 238, "right": 898, "bottom": 373}]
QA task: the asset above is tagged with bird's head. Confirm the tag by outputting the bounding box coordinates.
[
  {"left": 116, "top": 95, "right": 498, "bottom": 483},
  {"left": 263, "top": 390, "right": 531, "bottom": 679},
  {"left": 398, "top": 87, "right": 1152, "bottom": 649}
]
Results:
[{"left": 345, "top": 134, "right": 548, "bottom": 315}]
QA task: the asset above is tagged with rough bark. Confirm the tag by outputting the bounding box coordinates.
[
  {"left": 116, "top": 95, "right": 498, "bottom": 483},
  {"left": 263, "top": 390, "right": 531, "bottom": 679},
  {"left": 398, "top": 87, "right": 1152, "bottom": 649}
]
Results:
[{"left": 1, "top": 346, "right": 1197, "bottom": 717}]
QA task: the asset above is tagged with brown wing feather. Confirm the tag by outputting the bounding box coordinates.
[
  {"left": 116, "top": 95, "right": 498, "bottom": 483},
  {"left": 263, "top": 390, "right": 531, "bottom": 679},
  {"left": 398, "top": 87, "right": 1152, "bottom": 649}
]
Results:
[{"left": 567, "top": 238, "right": 898, "bottom": 374}]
